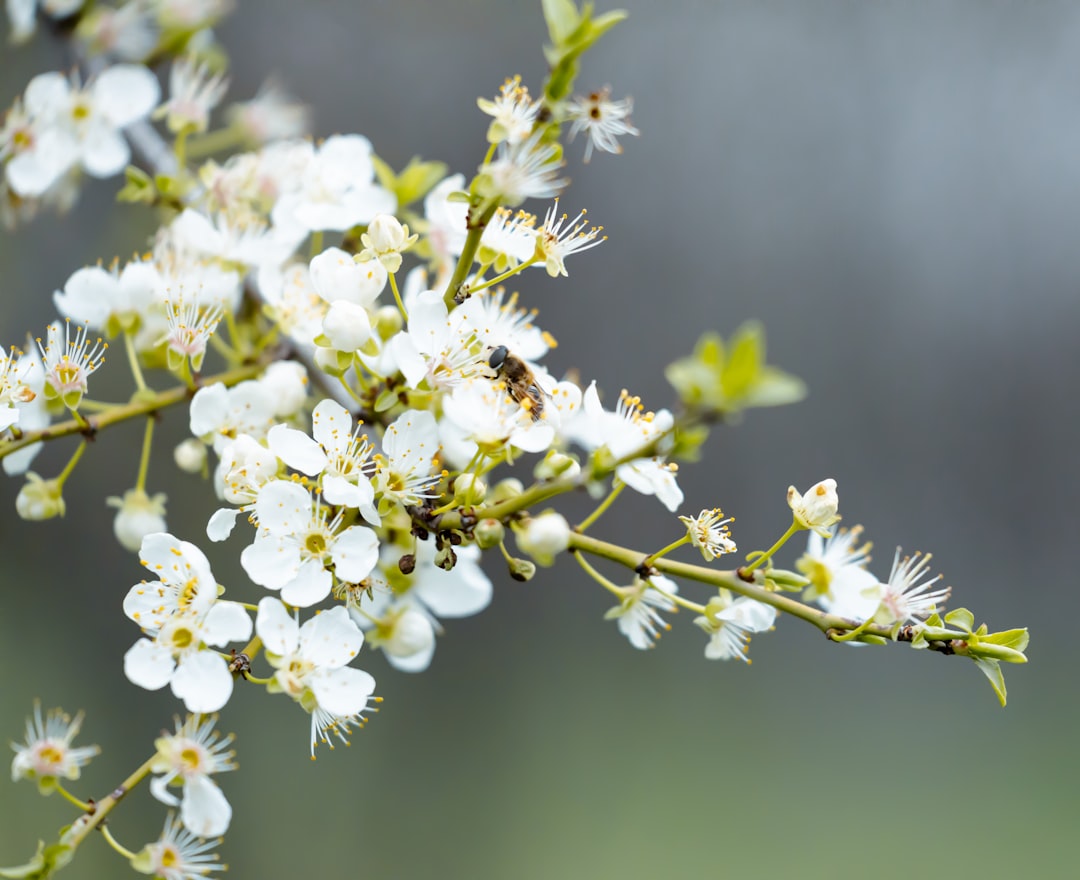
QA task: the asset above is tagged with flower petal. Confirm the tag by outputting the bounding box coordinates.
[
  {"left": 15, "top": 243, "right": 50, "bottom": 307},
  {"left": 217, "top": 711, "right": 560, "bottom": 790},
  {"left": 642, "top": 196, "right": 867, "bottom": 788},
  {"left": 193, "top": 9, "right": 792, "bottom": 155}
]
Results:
[{"left": 171, "top": 651, "right": 234, "bottom": 712}]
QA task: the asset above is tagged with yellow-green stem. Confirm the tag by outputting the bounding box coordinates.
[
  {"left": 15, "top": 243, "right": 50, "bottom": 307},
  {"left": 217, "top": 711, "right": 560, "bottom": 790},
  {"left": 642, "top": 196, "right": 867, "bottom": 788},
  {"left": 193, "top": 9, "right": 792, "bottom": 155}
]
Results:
[
  {"left": 468, "top": 256, "right": 539, "bottom": 294},
  {"left": 309, "top": 230, "right": 324, "bottom": 259},
  {"left": 573, "top": 547, "right": 624, "bottom": 597},
  {"left": 56, "top": 440, "right": 87, "bottom": 487},
  {"left": 185, "top": 123, "right": 245, "bottom": 159},
  {"left": 123, "top": 335, "right": 148, "bottom": 393},
  {"left": 134, "top": 416, "right": 155, "bottom": 493},
  {"left": 643, "top": 534, "right": 691, "bottom": 567},
  {"left": 389, "top": 272, "right": 408, "bottom": 322},
  {"left": 0, "top": 361, "right": 268, "bottom": 461},
  {"left": 743, "top": 520, "right": 800, "bottom": 574},
  {"left": 99, "top": 825, "right": 136, "bottom": 861},
  {"left": 576, "top": 481, "right": 624, "bottom": 532},
  {"left": 570, "top": 531, "right": 880, "bottom": 637},
  {"left": 62, "top": 754, "right": 157, "bottom": 851},
  {"left": 54, "top": 783, "right": 92, "bottom": 812},
  {"left": 442, "top": 202, "right": 499, "bottom": 307}
]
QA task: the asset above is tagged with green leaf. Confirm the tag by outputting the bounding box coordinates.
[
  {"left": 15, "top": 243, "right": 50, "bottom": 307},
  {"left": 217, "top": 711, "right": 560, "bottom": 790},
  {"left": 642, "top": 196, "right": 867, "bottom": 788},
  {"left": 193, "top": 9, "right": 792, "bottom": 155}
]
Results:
[
  {"left": 373, "top": 388, "right": 400, "bottom": 413},
  {"left": 116, "top": 166, "right": 155, "bottom": 204},
  {"left": 944, "top": 607, "right": 975, "bottom": 632},
  {"left": 973, "top": 657, "right": 1008, "bottom": 707},
  {"left": 0, "top": 841, "right": 71, "bottom": 879},
  {"left": 371, "top": 156, "right": 450, "bottom": 209},
  {"left": 668, "top": 423, "right": 709, "bottom": 462},
  {"left": 982, "top": 627, "right": 1030, "bottom": 653},
  {"left": 543, "top": 0, "right": 581, "bottom": 44}
]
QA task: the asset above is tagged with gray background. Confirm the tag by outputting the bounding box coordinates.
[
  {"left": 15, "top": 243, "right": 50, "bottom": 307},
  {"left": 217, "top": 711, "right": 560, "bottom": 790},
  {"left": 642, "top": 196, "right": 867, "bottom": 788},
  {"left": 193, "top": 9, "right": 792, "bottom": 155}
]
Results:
[{"left": 1, "top": 1, "right": 1077, "bottom": 877}]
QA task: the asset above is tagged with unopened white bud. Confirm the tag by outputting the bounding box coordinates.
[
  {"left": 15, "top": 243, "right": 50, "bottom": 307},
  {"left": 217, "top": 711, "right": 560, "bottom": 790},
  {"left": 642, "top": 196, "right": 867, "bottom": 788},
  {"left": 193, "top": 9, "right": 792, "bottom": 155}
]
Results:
[
  {"left": 534, "top": 450, "right": 580, "bottom": 481},
  {"left": 260, "top": 361, "right": 309, "bottom": 417},
  {"left": 313, "top": 346, "right": 348, "bottom": 377},
  {"left": 360, "top": 214, "right": 416, "bottom": 273},
  {"left": 106, "top": 488, "right": 167, "bottom": 552},
  {"left": 453, "top": 473, "right": 487, "bottom": 505},
  {"left": 516, "top": 511, "right": 571, "bottom": 567},
  {"left": 787, "top": 479, "right": 840, "bottom": 536},
  {"left": 16, "top": 473, "right": 64, "bottom": 520},
  {"left": 174, "top": 438, "right": 207, "bottom": 473},
  {"left": 374, "top": 305, "right": 404, "bottom": 341},
  {"left": 384, "top": 608, "right": 435, "bottom": 661},
  {"left": 323, "top": 300, "right": 372, "bottom": 352}
]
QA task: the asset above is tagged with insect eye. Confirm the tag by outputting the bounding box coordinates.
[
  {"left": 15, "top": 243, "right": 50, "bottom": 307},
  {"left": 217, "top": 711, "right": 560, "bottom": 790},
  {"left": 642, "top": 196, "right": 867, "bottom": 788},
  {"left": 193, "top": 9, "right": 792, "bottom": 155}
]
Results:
[{"left": 488, "top": 345, "right": 508, "bottom": 369}]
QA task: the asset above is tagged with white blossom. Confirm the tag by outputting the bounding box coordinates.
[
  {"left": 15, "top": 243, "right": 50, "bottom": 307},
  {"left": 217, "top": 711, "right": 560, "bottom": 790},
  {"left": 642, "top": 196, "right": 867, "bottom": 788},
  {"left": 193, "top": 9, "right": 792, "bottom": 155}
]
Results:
[
  {"left": 256, "top": 598, "right": 377, "bottom": 756},
  {"left": 150, "top": 715, "right": 235, "bottom": 837},
  {"left": 11, "top": 703, "right": 99, "bottom": 788},
  {"left": 567, "top": 87, "right": 639, "bottom": 163},
  {"left": 604, "top": 575, "right": 679, "bottom": 650}
]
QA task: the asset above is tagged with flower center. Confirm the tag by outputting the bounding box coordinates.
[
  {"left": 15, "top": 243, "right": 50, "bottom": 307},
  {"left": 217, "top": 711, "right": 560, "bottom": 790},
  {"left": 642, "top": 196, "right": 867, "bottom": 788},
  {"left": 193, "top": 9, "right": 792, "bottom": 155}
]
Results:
[
  {"left": 38, "top": 744, "right": 63, "bottom": 766},
  {"left": 170, "top": 627, "right": 194, "bottom": 650}
]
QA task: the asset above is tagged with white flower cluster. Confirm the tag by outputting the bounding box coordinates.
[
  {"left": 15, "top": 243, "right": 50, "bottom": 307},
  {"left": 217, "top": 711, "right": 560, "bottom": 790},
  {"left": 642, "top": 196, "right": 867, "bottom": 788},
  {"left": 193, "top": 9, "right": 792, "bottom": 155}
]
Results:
[{"left": 1, "top": 59, "right": 666, "bottom": 759}]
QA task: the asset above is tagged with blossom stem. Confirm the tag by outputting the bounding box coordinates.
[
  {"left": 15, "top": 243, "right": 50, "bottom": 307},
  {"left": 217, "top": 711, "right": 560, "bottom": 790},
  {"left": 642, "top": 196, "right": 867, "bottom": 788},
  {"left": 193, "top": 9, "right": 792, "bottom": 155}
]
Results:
[
  {"left": 135, "top": 416, "right": 155, "bottom": 493},
  {"left": 388, "top": 272, "right": 408, "bottom": 322},
  {"left": 468, "top": 256, "right": 539, "bottom": 294},
  {"left": 236, "top": 634, "right": 263, "bottom": 663},
  {"left": 56, "top": 440, "right": 87, "bottom": 487},
  {"left": 174, "top": 127, "right": 189, "bottom": 169},
  {"left": 62, "top": 753, "right": 158, "bottom": 852},
  {"left": 644, "top": 576, "right": 707, "bottom": 614},
  {"left": 830, "top": 617, "right": 875, "bottom": 643},
  {"left": 222, "top": 307, "right": 245, "bottom": 359},
  {"left": 99, "top": 825, "right": 136, "bottom": 860},
  {"left": 123, "top": 332, "right": 148, "bottom": 393},
  {"left": 309, "top": 230, "right": 324, "bottom": 259},
  {"left": 76, "top": 398, "right": 122, "bottom": 412},
  {"left": 336, "top": 375, "right": 367, "bottom": 408},
  {"left": 54, "top": 783, "right": 93, "bottom": 812},
  {"left": 0, "top": 361, "right": 269, "bottom": 461},
  {"left": 642, "top": 534, "right": 691, "bottom": 567},
  {"left": 442, "top": 202, "right": 499, "bottom": 307},
  {"left": 575, "top": 481, "right": 625, "bottom": 532},
  {"left": 569, "top": 531, "right": 892, "bottom": 640},
  {"left": 743, "top": 521, "right": 800, "bottom": 574},
  {"left": 185, "top": 123, "right": 245, "bottom": 159},
  {"left": 572, "top": 548, "right": 624, "bottom": 597}
]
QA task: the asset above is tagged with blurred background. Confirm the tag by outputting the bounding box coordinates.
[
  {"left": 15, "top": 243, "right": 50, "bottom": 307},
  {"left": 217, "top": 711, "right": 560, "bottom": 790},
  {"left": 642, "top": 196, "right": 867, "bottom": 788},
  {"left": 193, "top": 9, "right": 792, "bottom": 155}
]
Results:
[{"left": 2, "top": 1, "right": 1078, "bottom": 877}]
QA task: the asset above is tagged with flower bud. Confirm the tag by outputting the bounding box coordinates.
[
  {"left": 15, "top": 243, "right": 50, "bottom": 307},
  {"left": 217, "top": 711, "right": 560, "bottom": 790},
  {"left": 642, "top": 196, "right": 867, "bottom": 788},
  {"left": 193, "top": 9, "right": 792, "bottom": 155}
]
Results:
[
  {"left": 106, "top": 488, "right": 167, "bottom": 552},
  {"left": 313, "top": 346, "right": 349, "bottom": 377},
  {"left": 173, "top": 438, "right": 207, "bottom": 473},
  {"left": 533, "top": 450, "right": 580, "bottom": 482},
  {"left": 16, "top": 473, "right": 64, "bottom": 520},
  {"left": 360, "top": 214, "right": 417, "bottom": 273},
  {"left": 489, "top": 477, "right": 524, "bottom": 504},
  {"left": 261, "top": 360, "right": 310, "bottom": 417},
  {"left": 383, "top": 608, "right": 435, "bottom": 660},
  {"left": 508, "top": 557, "right": 537, "bottom": 582},
  {"left": 787, "top": 479, "right": 840, "bottom": 536},
  {"left": 515, "top": 511, "right": 571, "bottom": 566},
  {"left": 374, "top": 305, "right": 404, "bottom": 341},
  {"left": 453, "top": 473, "right": 487, "bottom": 506},
  {"left": 474, "top": 518, "right": 505, "bottom": 549},
  {"left": 435, "top": 543, "right": 457, "bottom": 571},
  {"left": 323, "top": 300, "right": 372, "bottom": 352}
]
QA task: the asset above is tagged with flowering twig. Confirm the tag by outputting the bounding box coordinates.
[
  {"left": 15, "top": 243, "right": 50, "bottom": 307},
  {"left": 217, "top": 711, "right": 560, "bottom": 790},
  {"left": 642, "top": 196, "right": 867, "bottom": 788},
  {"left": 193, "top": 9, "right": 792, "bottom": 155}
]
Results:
[{"left": 0, "top": 360, "right": 267, "bottom": 460}]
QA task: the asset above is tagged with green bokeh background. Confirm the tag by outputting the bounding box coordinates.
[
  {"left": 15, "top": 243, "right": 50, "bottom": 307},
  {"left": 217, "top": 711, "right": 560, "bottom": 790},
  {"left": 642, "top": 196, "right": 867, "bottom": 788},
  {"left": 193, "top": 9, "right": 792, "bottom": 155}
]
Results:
[{"left": 1, "top": 2, "right": 1077, "bottom": 877}]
